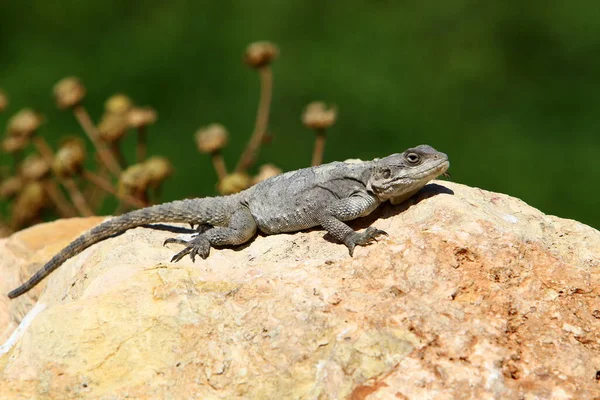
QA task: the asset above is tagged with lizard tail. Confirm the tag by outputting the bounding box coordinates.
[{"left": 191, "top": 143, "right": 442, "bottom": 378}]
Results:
[{"left": 8, "top": 198, "right": 226, "bottom": 299}]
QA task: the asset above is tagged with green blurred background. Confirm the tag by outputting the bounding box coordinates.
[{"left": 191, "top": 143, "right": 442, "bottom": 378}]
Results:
[{"left": 1, "top": 0, "right": 599, "bottom": 228}]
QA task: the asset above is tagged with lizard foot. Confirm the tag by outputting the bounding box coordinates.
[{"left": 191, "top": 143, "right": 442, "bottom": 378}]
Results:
[
  {"left": 164, "top": 235, "right": 211, "bottom": 262},
  {"left": 344, "top": 227, "right": 388, "bottom": 256}
]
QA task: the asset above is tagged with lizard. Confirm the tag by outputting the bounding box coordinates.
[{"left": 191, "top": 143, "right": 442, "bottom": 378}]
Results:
[{"left": 8, "top": 144, "right": 449, "bottom": 299}]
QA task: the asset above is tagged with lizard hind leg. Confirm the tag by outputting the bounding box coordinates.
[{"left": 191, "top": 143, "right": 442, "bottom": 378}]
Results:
[{"left": 164, "top": 206, "right": 257, "bottom": 263}]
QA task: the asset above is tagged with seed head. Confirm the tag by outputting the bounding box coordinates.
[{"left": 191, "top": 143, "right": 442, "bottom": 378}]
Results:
[
  {"left": 252, "top": 164, "right": 282, "bottom": 185},
  {"left": 0, "top": 90, "right": 8, "bottom": 112},
  {"left": 218, "top": 172, "right": 251, "bottom": 195},
  {"left": 0, "top": 176, "right": 23, "bottom": 199},
  {"left": 119, "top": 163, "right": 151, "bottom": 195},
  {"left": 105, "top": 94, "right": 133, "bottom": 115},
  {"left": 144, "top": 156, "right": 173, "bottom": 188},
  {"left": 20, "top": 154, "right": 50, "bottom": 181},
  {"left": 2, "top": 135, "right": 29, "bottom": 153},
  {"left": 128, "top": 107, "right": 157, "bottom": 128},
  {"left": 53, "top": 77, "right": 86, "bottom": 110},
  {"left": 195, "top": 123, "right": 229, "bottom": 154},
  {"left": 12, "top": 181, "right": 47, "bottom": 227},
  {"left": 302, "top": 102, "right": 337, "bottom": 130},
  {"left": 7, "top": 108, "right": 44, "bottom": 138},
  {"left": 244, "top": 41, "right": 279, "bottom": 69},
  {"left": 98, "top": 113, "right": 129, "bottom": 143},
  {"left": 53, "top": 138, "right": 86, "bottom": 177}
]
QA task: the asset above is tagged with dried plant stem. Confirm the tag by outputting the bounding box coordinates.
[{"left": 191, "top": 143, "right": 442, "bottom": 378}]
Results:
[
  {"left": 84, "top": 160, "right": 108, "bottom": 209},
  {"left": 72, "top": 105, "right": 122, "bottom": 176},
  {"left": 212, "top": 152, "right": 228, "bottom": 180},
  {"left": 32, "top": 137, "right": 54, "bottom": 164},
  {"left": 32, "top": 137, "right": 81, "bottom": 217},
  {"left": 110, "top": 142, "right": 127, "bottom": 168},
  {"left": 137, "top": 126, "right": 147, "bottom": 163},
  {"left": 40, "top": 180, "right": 77, "bottom": 218},
  {"left": 62, "top": 178, "right": 94, "bottom": 216},
  {"left": 236, "top": 66, "right": 273, "bottom": 172},
  {"left": 82, "top": 170, "right": 146, "bottom": 209},
  {"left": 311, "top": 129, "right": 327, "bottom": 166}
]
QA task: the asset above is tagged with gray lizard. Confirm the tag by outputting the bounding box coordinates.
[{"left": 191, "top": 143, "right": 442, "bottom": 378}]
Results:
[{"left": 8, "top": 145, "right": 449, "bottom": 299}]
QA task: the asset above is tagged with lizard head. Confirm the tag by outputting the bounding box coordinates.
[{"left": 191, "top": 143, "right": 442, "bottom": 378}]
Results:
[{"left": 367, "top": 145, "right": 449, "bottom": 201}]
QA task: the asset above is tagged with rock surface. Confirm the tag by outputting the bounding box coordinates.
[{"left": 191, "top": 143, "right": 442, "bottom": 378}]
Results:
[{"left": 1, "top": 181, "right": 599, "bottom": 399}]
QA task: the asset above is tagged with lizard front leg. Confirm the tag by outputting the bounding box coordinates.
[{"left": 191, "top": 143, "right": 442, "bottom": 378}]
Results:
[
  {"left": 165, "top": 206, "right": 257, "bottom": 262},
  {"left": 316, "top": 192, "right": 387, "bottom": 256}
]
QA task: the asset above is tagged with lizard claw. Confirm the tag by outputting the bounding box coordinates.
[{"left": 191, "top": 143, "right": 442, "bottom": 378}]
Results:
[
  {"left": 163, "top": 238, "right": 189, "bottom": 247},
  {"left": 165, "top": 235, "right": 211, "bottom": 262},
  {"left": 344, "top": 227, "right": 388, "bottom": 256},
  {"left": 171, "top": 247, "right": 192, "bottom": 263}
]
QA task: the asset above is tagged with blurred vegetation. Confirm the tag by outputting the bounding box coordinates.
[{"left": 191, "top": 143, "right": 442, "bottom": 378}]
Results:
[{"left": 1, "top": 0, "right": 599, "bottom": 227}]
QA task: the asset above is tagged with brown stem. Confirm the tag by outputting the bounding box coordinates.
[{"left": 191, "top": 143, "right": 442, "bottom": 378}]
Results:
[
  {"left": 110, "top": 142, "right": 127, "bottom": 168},
  {"left": 82, "top": 170, "right": 146, "bottom": 209},
  {"left": 311, "top": 129, "right": 327, "bottom": 166},
  {"left": 212, "top": 152, "right": 228, "bottom": 180},
  {"left": 72, "top": 105, "right": 122, "bottom": 176},
  {"left": 63, "top": 178, "right": 94, "bottom": 217},
  {"left": 84, "top": 160, "right": 108, "bottom": 209},
  {"left": 236, "top": 66, "right": 273, "bottom": 172},
  {"left": 137, "top": 126, "right": 147, "bottom": 163},
  {"left": 32, "top": 137, "right": 54, "bottom": 163},
  {"left": 32, "top": 136, "right": 81, "bottom": 217},
  {"left": 40, "top": 179, "right": 77, "bottom": 218}
]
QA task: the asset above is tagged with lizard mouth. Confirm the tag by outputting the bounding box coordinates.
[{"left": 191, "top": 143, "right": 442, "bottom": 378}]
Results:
[{"left": 400, "top": 159, "right": 450, "bottom": 182}]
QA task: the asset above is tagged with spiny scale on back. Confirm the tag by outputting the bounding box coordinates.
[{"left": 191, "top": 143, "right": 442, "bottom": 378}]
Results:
[{"left": 8, "top": 145, "right": 449, "bottom": 299}]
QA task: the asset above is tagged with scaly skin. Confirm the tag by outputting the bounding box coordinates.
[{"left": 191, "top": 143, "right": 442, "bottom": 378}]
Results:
[{"left": 8, "top": 145, "right": 449, "bottom": 299}]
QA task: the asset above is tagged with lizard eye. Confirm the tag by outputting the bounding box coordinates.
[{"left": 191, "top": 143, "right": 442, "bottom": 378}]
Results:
[
  {"left": 381, "top": 168, "right": 391, "bottom": 179},
  {"left": 406, "top": 153, "right": 421, "bottom": 164}
]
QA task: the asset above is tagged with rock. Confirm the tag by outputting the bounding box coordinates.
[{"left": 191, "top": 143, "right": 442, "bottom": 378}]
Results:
[{"left": 1, "top": 181, "right": 599, "bottom": 399}]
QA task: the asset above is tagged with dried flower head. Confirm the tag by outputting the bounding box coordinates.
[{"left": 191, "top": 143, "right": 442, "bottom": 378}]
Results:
[
  {"left": 98, "top": 113, "right": 129, "bottom": 143},
  {"left": 144, "top": 156, "right": 173, "bottom": 188},
  {"left": 195, "top": 123, "right": 229, "bottom": 154},
  {"left": 2, "top": 135, "right": 29, "bottom": 153},
  {"left": 218, "top": 172, "right": 251, "bottom": 195},
  {"left": 7, "top": 108, "right": 44, "bottom": 138},
  {"left": 119, "top": 164, "right": 151, "bottom": 195},
  {"left": 105, "top": 94, "right": 133, "bottom": 115},
  {"left": 0, "top": 176, "right": 23, "bottom": 199},
  {"left": 53, "top": 139, "right": 86, "bottom": 177},
  {"left": 12, "top": 181, "right": 47, "bottom": 228},
  {"left": 20, "top": 154, "right": 50, "bottom": 181},
  {"left": 244, "top": 41, "right": 279, "bottom": 68},
  {"left": 252, "top": 164, "right": 282, "bottom": 185},
  {"left": 302, "top": 102, "right": 337, "bottom": 130},
  {"left": 0, "top": 90, "right": 8, "bottom": 112},
  {"left": 128, "top": 107, "right": 157, "bottom": 128},
  {"left": 53, "top": 77, "right": 86, "bottom": 110}
]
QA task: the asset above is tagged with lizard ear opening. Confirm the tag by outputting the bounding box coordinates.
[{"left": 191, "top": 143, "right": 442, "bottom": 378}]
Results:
[{"left": 367, "top": 166, "right": 394, "bottom": 196}]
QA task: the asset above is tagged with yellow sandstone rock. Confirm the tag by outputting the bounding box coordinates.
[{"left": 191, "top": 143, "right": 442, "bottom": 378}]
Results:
[{"left": 1, "top": 181, "right": 599, "bottom": 399}]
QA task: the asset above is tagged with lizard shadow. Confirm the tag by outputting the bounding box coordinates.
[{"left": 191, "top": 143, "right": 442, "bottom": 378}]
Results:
[{"left": 140, "top": 224, "right": 196, "bottom": 234}]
